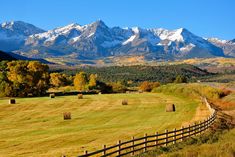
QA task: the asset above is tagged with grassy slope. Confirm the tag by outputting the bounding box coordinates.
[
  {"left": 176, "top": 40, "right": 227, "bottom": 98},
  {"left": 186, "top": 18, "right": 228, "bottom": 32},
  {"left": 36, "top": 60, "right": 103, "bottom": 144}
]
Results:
[
  {"left": 0, "top": 93, "right": 204, "bottom": 157},
  {"left": 137, "top": 128, "right": 235, "bottom": 157},
  {"left": 158, "top": 128, "right": 235, "bottom": 157},
  {"left": 141, "top": 83, "right": 235, "bottom": 157}
]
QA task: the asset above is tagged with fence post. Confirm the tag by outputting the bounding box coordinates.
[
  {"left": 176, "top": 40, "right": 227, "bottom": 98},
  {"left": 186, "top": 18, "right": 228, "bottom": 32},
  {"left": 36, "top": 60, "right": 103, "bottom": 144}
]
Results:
[
  {"left": 181, "top": 126, "right": 184, "bottom": 141},
  {"left": 204, "top": 119, "right": 207, "bottom": 131},
  {"left": 132, "top": 136, "right": 135, "bottom": 155},
  {"left": 155, "top": 132, "right": 158, "bottom": 147},
  {"left": 144, "top": 133, "right": 147, "bottom": 152},
  {"left": 194, "top": 122, "right": 197, "bottom": 135},
  {"left": 117, "top": 140, "right": 121, "bottom": 156},
  {"left": 84, "top": 150, "right": 88, "bottom": 156},
  {"left": 208, "top": 117, "right": 210, "bottom": 128},
  {"left": 208, "top": 116, "right": 211, "bottom": 126},
  {"left": 165, "top": 130, "right": 168, "bottom": 146},
  {"left": 103, "top": 145, "right": 106, "bottom": 156},
  {"left": 188, "top": 125, "right": 191, "bottom": 136},
  {"left": 199, "top": 121, "right": 201, "bottom": 134},
  {"left": 173, "top": 128, "right": 176, "bottom": 144},
  {"left": 204, "top": 119, "right": 206, "bottom": 130}
]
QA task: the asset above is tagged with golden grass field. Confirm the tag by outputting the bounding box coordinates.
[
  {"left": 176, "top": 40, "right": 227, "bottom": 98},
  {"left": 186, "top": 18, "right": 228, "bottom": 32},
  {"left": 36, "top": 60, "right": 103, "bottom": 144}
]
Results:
[{"left": 0, "top": 93, "right": 209, "bottom": 157}]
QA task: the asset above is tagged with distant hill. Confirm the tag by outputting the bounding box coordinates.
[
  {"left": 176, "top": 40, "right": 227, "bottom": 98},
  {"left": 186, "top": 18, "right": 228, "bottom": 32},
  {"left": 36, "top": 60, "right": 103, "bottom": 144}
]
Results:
[
  {"left": 0, "top": 50, "right": 52, "bottom": 64},
  {"left": 0, "top": 50, "right": 16, "bottom": 61}
]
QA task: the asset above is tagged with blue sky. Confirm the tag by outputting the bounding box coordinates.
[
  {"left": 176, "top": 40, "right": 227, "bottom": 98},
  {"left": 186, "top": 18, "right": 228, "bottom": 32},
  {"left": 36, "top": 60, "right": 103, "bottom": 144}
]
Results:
[{"left": 1, "top": 0, "right": 234, "bottom": 39}]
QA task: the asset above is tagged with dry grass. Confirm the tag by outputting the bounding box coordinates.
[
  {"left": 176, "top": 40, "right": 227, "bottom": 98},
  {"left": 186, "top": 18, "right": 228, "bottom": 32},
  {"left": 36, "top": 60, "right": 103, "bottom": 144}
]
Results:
[{"left": 0, "top": 93, "right": 208, "bottom": 157}]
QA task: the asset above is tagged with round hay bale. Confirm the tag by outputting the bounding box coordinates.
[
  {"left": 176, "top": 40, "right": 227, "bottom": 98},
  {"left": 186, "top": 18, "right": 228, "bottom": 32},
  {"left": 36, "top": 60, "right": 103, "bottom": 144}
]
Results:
[
  {"left": 63, "top": 112, "right": 71, "bottom": 120},
  {"left": 78, "top": 94, "right": 83, "bottom": 99},
  {"left": 166, "top": 104, "right": 175, "bottom": 112},
  {"left": 98, "top": 92, "right": 102, "bottom": 95},
  {"left": 50, "top": 93, "right": 55, "bottom": 98},
  {"left": 9, "top": 99, "right": 16, "bottom": 104},
  {"left": 27, "top": 93, "right": 33, "bottom": 97},
  {"left": 122, "top": 99, "right": 128, "bottom": 105}
]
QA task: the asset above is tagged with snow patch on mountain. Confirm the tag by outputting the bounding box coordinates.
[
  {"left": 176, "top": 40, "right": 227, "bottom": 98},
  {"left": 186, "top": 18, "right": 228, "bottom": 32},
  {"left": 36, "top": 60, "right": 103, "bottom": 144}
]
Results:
[
  {"left": 208, "top": 38, "right": 227, "bottom": 44},
  {"left": 122, "top": 35, "right": 136, "bottom": 45}
]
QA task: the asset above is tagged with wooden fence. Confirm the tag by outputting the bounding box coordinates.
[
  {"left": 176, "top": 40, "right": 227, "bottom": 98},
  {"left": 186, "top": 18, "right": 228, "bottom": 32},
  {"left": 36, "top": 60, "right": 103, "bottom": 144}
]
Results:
[{"left": 78, "top": 98, "right": 216, "bottom": 157}]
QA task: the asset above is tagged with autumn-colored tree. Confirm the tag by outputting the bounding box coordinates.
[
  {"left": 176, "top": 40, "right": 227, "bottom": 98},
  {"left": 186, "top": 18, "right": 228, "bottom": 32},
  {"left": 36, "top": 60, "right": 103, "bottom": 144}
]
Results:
[
  {"left": 74, "top": 72, "right": 88, "bottom": 91},
  {"left": 6, "top": 61, "right": 49, "bottom": 97},
  {"left": 50, "top": 73, "right": 68, "bottom": 87},
  {"left": 27, "top": 61, "right": 50, "bottom": 96},
  {"left": 139, "top": 81, "right": 152, "bottom": 92},
  {"left": 109, "top": 81, "right": 127, "bottom": 93},
  {"left": 152, "top": 82, "right": 161, "bottom": 89},
  {"left": 88, "top": 74, "right": 97, "bottom": 89},
  {"left": 0, "top": 61, "right": 13, "bottom": 97},
  {"left": 139, "top": 81, "right": 160, "bottom": 92}
]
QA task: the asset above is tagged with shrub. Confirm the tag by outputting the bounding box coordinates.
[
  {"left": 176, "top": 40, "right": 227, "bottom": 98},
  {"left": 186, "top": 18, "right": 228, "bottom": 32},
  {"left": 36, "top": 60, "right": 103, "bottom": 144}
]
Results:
[
  {"left": 174, "top": 75, "right": 187, "bottom": 83},
  {"left": 139, "top": 81, "right": 160, "bottom": 92},
  {"left": 109, "top": 82, "right": 127, "bottom": 93}
]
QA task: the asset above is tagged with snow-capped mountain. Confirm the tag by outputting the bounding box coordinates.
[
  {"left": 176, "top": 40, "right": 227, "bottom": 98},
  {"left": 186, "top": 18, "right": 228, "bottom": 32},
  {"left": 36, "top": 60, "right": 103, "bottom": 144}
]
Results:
[
  {"left": 0, "top": 21, "right": 45, "bottom": 51},
  {"left": 0, "top": 20, "right": 232, "bottom": 60},
  {"left": 207, "top": 38, "right": 235, "bottom": 57}
]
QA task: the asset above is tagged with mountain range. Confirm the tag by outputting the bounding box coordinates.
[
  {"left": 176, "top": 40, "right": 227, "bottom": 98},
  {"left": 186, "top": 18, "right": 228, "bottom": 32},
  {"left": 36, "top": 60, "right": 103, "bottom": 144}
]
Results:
[{"left": 0, "top": 20, "right": 234, "bottom": 63}]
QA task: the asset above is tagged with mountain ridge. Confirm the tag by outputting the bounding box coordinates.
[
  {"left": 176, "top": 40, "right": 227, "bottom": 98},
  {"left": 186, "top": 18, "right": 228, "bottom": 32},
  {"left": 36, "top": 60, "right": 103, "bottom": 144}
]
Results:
[{"left": 0, "top": 20, "right": 234, "bottom": 62}]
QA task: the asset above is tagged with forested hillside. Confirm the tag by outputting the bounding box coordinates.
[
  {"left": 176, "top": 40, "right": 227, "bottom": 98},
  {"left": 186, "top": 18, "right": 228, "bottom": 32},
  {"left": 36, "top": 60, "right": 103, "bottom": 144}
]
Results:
[{"left": 57, "top": 64, "right": 210, "bottom": 84}]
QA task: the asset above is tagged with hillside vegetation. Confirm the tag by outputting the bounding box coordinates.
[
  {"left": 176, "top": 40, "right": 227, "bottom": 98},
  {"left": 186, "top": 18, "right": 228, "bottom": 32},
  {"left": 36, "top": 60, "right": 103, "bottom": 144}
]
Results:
[
  {"left": 57, "top": 64, "right": 209, "bottom": 84},
  {"left": 152, "top": 83, "right": 228, "bottom": 100}
]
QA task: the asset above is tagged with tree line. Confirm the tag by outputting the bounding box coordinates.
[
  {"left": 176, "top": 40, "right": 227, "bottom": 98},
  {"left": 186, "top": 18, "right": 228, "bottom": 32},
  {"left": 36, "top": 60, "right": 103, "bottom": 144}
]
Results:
[
  {"left": 58, "top": 64, "right": 208, "bottom": 85},
  {"left": 0, "top": 60, "right": 191, "bottom": 97}
]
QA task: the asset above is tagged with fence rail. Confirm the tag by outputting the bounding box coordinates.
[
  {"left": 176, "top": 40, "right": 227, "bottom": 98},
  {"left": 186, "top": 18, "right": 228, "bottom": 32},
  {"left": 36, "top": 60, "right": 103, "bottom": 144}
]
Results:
[{"left": 78, "top": 97, "right": 216, "bottom": 157}]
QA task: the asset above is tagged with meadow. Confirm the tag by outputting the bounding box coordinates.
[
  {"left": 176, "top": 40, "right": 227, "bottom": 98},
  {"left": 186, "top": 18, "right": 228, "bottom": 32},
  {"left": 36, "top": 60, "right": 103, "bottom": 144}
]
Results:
[{"left": 0, "top": 93, "right": 208, "bottom": 157}]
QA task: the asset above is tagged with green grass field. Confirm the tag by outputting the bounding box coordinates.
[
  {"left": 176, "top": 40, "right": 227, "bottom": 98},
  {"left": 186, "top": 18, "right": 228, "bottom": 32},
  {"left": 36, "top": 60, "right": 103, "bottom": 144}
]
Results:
[{"left": 0, "top": 93, "right": 207, "bottom": 157}]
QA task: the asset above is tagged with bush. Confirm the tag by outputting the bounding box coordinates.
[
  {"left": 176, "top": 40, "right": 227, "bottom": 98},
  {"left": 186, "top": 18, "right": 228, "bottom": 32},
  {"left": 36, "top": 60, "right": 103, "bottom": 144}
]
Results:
[
  {"left": 109, "top": 82, "right": 127, "bottom": 93},
  {"left": 174, "top": 75, "right": 187, "bottom": 83},
  {"left": 139, "top": 81, "right": 160, "bottom": 92}
]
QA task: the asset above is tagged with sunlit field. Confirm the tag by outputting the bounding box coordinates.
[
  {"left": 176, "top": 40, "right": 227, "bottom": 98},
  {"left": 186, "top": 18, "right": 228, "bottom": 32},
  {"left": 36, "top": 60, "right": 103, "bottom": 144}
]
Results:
[{"left": 0, "top": 93, "right": 209, "bottom": 157}]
